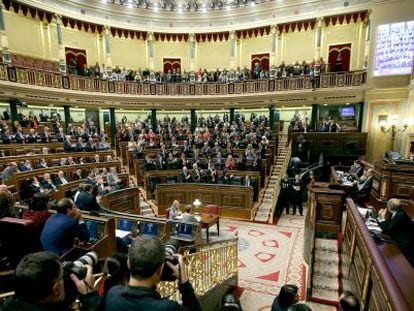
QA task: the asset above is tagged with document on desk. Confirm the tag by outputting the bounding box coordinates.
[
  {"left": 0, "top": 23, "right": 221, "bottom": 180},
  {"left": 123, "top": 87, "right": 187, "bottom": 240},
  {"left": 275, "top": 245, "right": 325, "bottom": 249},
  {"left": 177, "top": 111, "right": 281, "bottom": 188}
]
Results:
[
  {"left": 116, "top": 229, "right": 130, "bottom": 238},
  {"left": 358, "top": 207, "right": 370, "bottom": 216}
]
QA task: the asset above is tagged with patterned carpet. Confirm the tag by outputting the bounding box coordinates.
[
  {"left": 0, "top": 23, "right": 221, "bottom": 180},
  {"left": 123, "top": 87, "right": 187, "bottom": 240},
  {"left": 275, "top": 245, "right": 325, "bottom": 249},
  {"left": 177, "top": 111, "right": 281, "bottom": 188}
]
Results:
[{"left": 212, "top": 214, "right": 336, "bottom": 311}]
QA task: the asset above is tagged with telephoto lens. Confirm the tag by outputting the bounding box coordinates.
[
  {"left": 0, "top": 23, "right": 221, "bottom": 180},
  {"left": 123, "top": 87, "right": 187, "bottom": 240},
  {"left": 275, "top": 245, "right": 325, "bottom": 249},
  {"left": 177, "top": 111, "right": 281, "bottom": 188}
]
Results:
[{"left": 161, "top": 239, "right": 180, "bottom": 281}]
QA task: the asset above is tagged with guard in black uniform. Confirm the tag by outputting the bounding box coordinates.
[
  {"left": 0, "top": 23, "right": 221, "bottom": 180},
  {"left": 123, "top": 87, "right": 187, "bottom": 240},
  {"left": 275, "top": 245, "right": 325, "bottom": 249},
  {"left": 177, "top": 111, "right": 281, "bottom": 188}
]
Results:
[
  {"left": 277, "top": 174, "right": 291, "bottom": 215},
  {"left": 291, "top": 174, "right": 303, "bottom": 216}
]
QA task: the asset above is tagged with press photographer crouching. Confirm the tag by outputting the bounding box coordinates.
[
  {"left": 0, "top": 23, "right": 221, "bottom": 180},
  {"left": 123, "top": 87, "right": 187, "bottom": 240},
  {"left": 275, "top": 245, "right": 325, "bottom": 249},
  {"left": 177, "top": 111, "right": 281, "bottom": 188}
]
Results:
[
  {"left": 105, "top": 236, "right": 201, "bottom": 311},
  {"left": 2, "top": 251, "right": 100, "bottom": 311}
]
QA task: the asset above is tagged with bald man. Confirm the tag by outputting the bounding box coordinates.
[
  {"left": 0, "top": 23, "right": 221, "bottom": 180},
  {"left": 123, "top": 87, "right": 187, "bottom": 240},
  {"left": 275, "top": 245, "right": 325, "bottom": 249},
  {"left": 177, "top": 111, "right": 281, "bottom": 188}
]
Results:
[{"left": 378, "top": 198, "right": 414, "bottom": 266}]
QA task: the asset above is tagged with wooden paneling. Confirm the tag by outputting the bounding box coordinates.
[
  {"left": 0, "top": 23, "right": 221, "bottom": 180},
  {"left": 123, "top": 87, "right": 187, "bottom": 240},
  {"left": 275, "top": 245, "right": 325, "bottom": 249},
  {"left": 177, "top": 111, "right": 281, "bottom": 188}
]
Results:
[
  {"left": 100, "top": 187, "right": 141, "bottom": 214},
  {"left": 343, "top": 198, "right": 414, "bottom": 311},
  {"left": 156, "top": 183, "right": 254, "bottom": 220}
]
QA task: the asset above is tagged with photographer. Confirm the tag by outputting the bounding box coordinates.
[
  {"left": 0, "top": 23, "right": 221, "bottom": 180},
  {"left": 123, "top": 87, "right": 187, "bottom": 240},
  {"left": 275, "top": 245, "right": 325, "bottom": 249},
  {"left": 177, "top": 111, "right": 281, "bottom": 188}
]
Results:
[
  {"left": 106, "top": 237, "right": 201, "bottom": 311},
  {"left": 2, "top": 251, "right": 100, "bottom": 311}
]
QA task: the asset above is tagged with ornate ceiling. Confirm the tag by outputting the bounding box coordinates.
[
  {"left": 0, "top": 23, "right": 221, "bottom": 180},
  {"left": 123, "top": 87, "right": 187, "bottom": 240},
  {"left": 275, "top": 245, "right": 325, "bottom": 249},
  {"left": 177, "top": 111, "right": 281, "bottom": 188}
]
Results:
[{"left": 18, "top": 0, "right": 375, "bottom": 32}]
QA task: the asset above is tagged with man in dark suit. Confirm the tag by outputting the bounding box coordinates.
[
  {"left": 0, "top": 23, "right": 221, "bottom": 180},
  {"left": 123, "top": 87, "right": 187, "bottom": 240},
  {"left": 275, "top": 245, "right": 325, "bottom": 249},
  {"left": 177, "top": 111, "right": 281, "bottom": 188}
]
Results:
[
  {"left": 40, "top": 126, "right": 51, "bottom": 143},
  {"left": 378, "top": 198, "right": 414, "bottom": 266},
  {"left": 75, "top": 184, "right": 100, "bottom": 212},
  {"left": 63, "top": 135, "right": 73, "bottom": 152},
  {"left": 2, "top": 129, "right": 11, "bottom": 144},
  {"left": 40, "top": 198, "right": 90, "bottom": 255},
  {"left": 40, "top": 173, "right": 57, "bottom": 192},
  {"left": 54, "top": 170, "right": 69, "bottom": 186}
]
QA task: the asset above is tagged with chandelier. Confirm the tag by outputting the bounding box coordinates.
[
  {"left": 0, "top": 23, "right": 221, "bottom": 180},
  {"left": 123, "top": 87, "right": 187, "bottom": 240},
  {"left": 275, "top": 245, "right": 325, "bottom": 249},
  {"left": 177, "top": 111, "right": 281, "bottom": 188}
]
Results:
[{"left": 101, "top": 0, "right": 267, "bottom": 12}]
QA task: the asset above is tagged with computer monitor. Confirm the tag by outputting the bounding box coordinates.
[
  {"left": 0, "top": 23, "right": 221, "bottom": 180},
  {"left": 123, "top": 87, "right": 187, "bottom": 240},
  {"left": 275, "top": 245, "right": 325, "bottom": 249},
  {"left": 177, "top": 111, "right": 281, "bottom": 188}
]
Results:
[{"left": 139, "top": 221, "right": 161, "bottom": 237}]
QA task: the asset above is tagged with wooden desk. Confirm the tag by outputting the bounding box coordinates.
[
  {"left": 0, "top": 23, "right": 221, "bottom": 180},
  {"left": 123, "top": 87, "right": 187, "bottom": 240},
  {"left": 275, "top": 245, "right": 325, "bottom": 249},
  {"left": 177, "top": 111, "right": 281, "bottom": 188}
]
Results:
[
  {"left": 100, "top": 187, "right": 141, "bottom": 215},
  {"left": 343, "top": 198, "right": 414, "bottom": 311},
  {"left": 199, "top": 214, "right": 219, "bottom": 242},
  {"left": 156, "top": 183, "right": 254, "bottom": 220}
]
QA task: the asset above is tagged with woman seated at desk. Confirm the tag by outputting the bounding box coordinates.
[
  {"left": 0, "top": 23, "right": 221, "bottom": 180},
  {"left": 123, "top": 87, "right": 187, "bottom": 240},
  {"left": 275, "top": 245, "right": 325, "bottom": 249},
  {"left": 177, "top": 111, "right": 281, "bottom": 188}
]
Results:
[{"left": 168, "top": 200, "right": 182, "bottom": 220}]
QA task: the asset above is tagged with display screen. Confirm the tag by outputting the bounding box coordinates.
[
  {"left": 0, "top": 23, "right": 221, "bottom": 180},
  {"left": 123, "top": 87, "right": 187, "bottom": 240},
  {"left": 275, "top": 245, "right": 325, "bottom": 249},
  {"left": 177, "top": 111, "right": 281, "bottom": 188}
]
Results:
[
  {"left": 340, "top": 106, "right": 355, "bottom": 118},
  {"left": 374, "top": 21, "right": 414, "bottom": 76}
]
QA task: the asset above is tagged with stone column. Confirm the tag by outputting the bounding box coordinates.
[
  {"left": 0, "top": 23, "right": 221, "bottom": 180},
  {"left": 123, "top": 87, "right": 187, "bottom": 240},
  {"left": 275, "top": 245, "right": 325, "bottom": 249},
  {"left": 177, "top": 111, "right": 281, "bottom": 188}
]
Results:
[
  {"left": 63, "top": 105, "right": 71, "bottom": 131},
  {"left": 0, "top": 4, "right": 11, "bottom": 64},
  {"left": 147, "top": 32, "right": 155, "bottom": 71},
  {"left": 229, "top": 31, "right": 236, "bottom": 70},
  {"left": 189, "top": 33, "right": 195, "bottom": 72},
  {"left": 315, "top": 18, "right": 323, "bottom": 70},
  {"left": 55, "top": 15, "right": 67, "bottom": 74},
  {"left": 151, "top": 109, "right": 157, "bottom": 132},
  {"left": 311, "top": 104, "right": 318, "bottom": 131},
  {"left": 9, "top": 99, "right": 18, "bottom": 123},
  {"left": 190, "top": 109, "right": 197, "bottom": 132},
  {"left": 104, "top": 26, "right": 112, "bottom": 75},
  {"left": 363, "top": 14, "right": 371, "bottom": 70},
  {"left": 109, "top": 108, "right": 116, "bottom": 148},
  {"left": 269, "top": 106, "right": 274, "bottom": 130},
  {"left": 270, "top": 25, "right": 277, "bottom": 67},
  {"left": 229, "top": 108, "right": 235, "bottom": 124}
]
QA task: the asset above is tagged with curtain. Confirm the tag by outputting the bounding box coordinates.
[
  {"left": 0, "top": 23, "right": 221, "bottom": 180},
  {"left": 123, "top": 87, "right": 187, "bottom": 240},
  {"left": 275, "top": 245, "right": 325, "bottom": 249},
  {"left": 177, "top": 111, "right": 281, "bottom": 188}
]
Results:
[
  {"left": 328, "top": 44, "right": 351, "bottom": 72},
  {"left": 65, "top": 47, "right": 87, "bottom": 73},
  {"left": 251, "top": 53, "right": 270, "bottom": 72},
  {"left": 163, "top": 58, "right": 181, "bottom": 73}
]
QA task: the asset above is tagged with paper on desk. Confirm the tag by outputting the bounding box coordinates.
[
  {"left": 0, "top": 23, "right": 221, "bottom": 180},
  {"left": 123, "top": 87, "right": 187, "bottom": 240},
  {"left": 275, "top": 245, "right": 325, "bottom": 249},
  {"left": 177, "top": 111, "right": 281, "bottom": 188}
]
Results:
[
  {"left": 358, "top": 207, "right": 369, "bottom": 216},
  {"left": 116, "top": 229, "right": 130, "bottom": 238}
]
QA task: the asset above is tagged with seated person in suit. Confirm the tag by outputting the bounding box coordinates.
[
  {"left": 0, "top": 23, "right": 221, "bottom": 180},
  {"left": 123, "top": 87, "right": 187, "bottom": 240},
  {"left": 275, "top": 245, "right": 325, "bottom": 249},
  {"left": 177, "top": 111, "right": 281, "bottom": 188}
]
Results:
[
  {"left": 1, "top": 162, "right": 18, "bottom": 184},
  {"left": 378, "top": 198, "right": 414, "bottom": 266},
  {"left": 75, "top": 183, "right": 100, "bottom": 212},
  {"left": 181, "top": 166, "right": 192, "bottom": 183},
  {"left": 22, "top": 192, "right": 51, "bottom": 232},
  {"left": 36, "top": 158, "right": 48, "bottom": 169},
  {"left": 40, "top": 173, "right": 57, "bottom": 192},
  {"left": 168, "top": 200, "right": 182, "bottom": 220},
  {"left": 348, "top": 160, "right": 364, "bottom": 180},
  {"left": 29, "top": 177, "right": 42, "bottom": 194},
  {"left": 2, "top": 129, "right": 11, "bottom": 144},
  {"left": 0, "top": 187, "right": 17, "bottom": 218},
  {"left": 107, "top": 167, "right": 122, "bottom": 191},
  {"left": 64, "top": 135, "right": 73, "bottom": 152},
  {"left": 26, "top": 128, "right": 38, "bottom": 143},
  {"left": 349, "top": 168, "right": 373, "bottom": 201},
  {"left": 181, "top": 207, "right": 199, "bottom": 223},
  {"left": 40, "top": 198, "right": 90, "bottom": 255},
  {"left": 18, "top": 160, "right": 32, "bottom": 171},
  {"left": 54, "top": 170, "right": 69, "bottom": 186}
]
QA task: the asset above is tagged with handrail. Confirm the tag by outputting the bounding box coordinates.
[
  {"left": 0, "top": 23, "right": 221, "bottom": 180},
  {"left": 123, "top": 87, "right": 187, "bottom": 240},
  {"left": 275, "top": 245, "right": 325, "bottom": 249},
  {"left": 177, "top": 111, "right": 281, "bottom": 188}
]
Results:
[{"left": 0, "top": 64, "right": 366, "bottom": 96}]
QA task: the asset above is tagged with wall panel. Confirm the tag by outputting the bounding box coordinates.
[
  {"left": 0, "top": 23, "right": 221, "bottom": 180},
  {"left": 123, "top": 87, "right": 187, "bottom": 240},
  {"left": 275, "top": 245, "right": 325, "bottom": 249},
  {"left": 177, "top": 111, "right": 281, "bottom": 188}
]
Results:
[
  {"left": 61, "top": 27, "right": 100, "bottom": 65},
  {"left": 154, "top": 40, "right": 190, "bottom": 72},
  {"left": 240, "top": 35, "right": 272, "bottom": 68},
  {"left": 282, "top": 31, "right": 316, "bottom": 64},
  {"left": 323, "top": 23, "right": 360, "bottom": 70},
  {"left": 196, "top": 40, "right": 230, "bottom": 71},
  {"left": 110, "top": 37, "right": 147, "bottom": 70},
  {"left": 4, "top": 11, "right": 44, "bottom": 58}
]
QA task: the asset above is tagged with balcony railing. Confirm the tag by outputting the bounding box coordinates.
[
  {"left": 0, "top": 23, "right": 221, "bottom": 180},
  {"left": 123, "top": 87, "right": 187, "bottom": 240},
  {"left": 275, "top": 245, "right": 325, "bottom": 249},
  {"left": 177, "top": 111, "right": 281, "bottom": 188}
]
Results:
[{"left": 0, "top": 64, "right": 366, "bottom": 96}]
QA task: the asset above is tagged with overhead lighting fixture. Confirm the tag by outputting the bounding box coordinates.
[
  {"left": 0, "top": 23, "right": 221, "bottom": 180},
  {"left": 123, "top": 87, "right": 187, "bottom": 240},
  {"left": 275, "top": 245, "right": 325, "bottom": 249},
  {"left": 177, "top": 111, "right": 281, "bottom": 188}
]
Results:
[
  {"left": 226, "top": 4, "right": 231, "bottom": 10},
  {"left": 250, "top": 1, "right": 255, "bottom": 6}
]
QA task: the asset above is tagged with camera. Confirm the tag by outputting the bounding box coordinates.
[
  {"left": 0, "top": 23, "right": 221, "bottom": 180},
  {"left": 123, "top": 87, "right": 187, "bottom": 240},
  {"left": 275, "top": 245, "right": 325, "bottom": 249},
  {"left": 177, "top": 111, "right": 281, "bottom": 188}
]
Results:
[
  {"left": 62, "top": 251, "right": 98, "bottom": 305},
  {"left": 63, "top": 251, "right": 98, "bottom": 280},
  {"left": 161, "top": 239, "right": 179, "bottom": 281}
]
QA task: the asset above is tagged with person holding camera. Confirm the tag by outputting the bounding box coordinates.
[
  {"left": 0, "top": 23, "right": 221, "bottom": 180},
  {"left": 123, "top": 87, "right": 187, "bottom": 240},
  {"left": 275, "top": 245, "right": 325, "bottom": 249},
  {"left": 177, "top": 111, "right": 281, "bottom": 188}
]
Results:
[
  {"left": 2, "top": 251, "right": 100, "bottom": 311},
  {"left": 105, "top": 236, "right": 201, "bottom": 311}
]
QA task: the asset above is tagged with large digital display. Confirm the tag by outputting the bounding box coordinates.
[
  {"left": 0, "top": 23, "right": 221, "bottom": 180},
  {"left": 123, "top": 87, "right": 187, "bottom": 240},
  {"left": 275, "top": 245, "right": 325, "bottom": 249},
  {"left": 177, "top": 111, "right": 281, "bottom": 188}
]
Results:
[{"left": 374, "top": 21, "right": 414, "bottom": 76}]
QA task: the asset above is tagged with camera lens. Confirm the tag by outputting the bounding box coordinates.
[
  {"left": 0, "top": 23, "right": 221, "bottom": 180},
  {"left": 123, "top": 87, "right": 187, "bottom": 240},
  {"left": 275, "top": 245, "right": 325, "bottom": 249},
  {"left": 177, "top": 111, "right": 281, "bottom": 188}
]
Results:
[{"left": 73, "top": 251, "right": 98, "bottom": 268}]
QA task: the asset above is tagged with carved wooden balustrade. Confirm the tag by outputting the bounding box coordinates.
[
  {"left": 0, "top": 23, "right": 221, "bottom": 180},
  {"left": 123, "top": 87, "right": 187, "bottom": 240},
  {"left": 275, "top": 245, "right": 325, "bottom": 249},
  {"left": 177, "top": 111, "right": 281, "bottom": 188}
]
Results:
[{"left": 0, "top": 64, "right": 366, "bottom": 96}]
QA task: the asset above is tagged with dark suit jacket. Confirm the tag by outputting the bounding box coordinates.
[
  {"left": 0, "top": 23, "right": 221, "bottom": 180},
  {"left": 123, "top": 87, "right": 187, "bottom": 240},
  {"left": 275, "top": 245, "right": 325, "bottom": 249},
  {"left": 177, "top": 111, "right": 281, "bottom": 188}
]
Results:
[
  {"left": 75, "top": 191, "right": 100, "bottom": 212},
  {"left": 379, "top": 209, "right": 414, "bottom": 252}
]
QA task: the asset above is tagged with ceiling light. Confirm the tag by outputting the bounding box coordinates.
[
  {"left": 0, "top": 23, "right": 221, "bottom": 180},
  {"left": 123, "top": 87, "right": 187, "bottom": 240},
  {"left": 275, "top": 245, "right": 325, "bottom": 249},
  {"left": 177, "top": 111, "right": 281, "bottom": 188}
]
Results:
[
  {"left": 226, "top": 5, "right": 231, "bottom": 10},
  {"left": 202, "top": 7, "right": 206, "bottom": 12},
  {"left": 250, "top": 1, "right": 255, "bottom": 6}
]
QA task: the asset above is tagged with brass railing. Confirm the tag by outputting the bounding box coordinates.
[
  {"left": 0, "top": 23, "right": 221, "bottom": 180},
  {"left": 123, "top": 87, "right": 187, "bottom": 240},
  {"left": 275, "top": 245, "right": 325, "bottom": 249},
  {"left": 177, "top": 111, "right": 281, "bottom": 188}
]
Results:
[
  {"left": 0, "top": 64, "right": 366, "bottom": 96},
  {"left": 158, "top": 237, "right": 238, "bottom": 299}
]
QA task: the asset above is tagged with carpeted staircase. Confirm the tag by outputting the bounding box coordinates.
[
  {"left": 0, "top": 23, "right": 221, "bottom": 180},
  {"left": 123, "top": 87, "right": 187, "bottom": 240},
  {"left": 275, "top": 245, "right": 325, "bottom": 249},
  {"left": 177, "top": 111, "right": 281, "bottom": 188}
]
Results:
[
  {"left": 253, "top": 136, "right": 289, "bottom": 223},
  {"left": 310, "top": 238, "right": 340, "bottom": 304}
]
